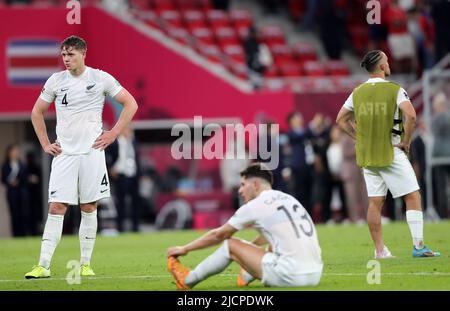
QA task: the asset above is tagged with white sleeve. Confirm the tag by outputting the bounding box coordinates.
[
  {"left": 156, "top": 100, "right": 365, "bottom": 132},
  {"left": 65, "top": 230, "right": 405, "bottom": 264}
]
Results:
[
  {"left": 227, "top": 204, "right": 255, "bottom": 230},
  {"left": 102, "top": 71, "right": 123, "bottom": 98},
  {"left": 343, "top": 92, "right": 354, "bottom": 111},
  {"left": 397, "top": 87, "right": 410, "bottom": 106},
  {"left": 39, "top": 74, "right": 57, "bottom": 103}
]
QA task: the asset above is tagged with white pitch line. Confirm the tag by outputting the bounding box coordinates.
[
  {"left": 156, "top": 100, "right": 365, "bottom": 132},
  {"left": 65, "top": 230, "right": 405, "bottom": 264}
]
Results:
[{"left": 1, "top": 272, "right": 450, "bottom": 283}]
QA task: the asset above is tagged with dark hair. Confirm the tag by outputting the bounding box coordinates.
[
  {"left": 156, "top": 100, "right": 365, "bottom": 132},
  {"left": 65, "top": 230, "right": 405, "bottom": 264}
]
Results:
[
  {"left": 3, "top": 144, "right": 18, "bottom": 164},
  {"left": 61, "top": 35, "right": 87, "bottom": 52},
  {"left": 360, "top": 50, "right": 383, "bottom": 72},
  {"left": 286, "top": 111, "right": 301, "bottom": 125},
  {"left": 240, "top": 163, "right": 273, "bottom": 186}
]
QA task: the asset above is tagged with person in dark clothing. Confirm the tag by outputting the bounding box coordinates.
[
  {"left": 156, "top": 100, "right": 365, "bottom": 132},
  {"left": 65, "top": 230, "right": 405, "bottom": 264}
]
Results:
[
  {"left": 257, "top": 120, "right": 287, "bottom": 193},
  {"left": 211, "top": 0, "right": 230, "bottom": 10},
  {"left": 316, "top": 0, "right": 345, "bottom": 59},
  {"left": 286, "top": 112, "right": 318, "bottom": 213},
  {"left": 431, "top": 0, "right": 450, "bottom": 63},
  {"left": 243, "top": 26, "right": 267, "bottom": 89},
  {"left": 26, "top": 151, "right": 43, "bottom": 235},
  {"left": 1, "top": 144, "right": 30, "bottom": 237},
  {"left": 108, "top": 126, "right": 141, "bottom": 232}
]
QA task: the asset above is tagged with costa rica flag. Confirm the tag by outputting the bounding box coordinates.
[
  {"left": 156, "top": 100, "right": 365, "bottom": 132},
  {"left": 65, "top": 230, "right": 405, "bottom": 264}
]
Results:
[{"left": 6, "top": 38, "right": 62, "bottom": 86}]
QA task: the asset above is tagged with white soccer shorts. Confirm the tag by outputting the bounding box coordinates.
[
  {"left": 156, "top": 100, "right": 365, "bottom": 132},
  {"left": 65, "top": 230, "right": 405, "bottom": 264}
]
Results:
[
  {"left": 261, "top": 253, "right": 322, "bottom": 287},
  {"left": 48, "top": 148, "right": 110, "bottom": 205},
  {"left": 363, "top": 147, "right": 420, "bottom": 198}
]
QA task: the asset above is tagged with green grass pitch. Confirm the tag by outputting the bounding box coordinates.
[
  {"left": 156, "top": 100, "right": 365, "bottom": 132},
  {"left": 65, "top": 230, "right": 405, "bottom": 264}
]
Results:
[{"left": 0, "top": 221, "right": 449, "bottom": 291}]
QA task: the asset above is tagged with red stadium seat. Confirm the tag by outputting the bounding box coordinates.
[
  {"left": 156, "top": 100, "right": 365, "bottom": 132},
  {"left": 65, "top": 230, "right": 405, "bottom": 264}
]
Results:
[
  {"left": 279, "top": 62, "right": 302, "bottom": 77},
  {"left": 190, "top": 26, "right": 215, "bottom": 45},
  {"left": 236, "top": 26, "right": 250, "bottom": 41},
  {"left": 152, "top": 0, "right": 175, "bottom": 11},
  {"left": 167, "top": 27, "right": 191, "bottom": 46},
  {"left": 183, "top": 10, "right": 206, "bottom": 28},
  {"left": 259, "top": 25, "right": 285, "bottom": 45},
  {"left": 264, "top": 65, "right": 280, "bottom": 78},
  {"left": 138, "top": 11, "right": 160, "bottom": 29},
  {"left": 291, "top": 42, "right": 318, "bottom": 63},
  {"left": 303, "top": 61, "right": 326, "bottom": 76},
  {"left": 324, "top": 60, "right": 350, "bottom": 76},
  {"left": 174, "top": 0, "right": 196, "bottom": 11},
  {"left": 214, "top": 27, "right": 238, "bottom": 45},
  {"left": 222, "top": 44, "right": 245, "bottom": 63},
  {"left": 269, "top": 44, "right": 294, "bottom": 65},
  {"left": 130, "top": 0, "right": 152, "bottom": 10},
  {"left": 197, "top": 44, "right": 223, "bottom": 63},
  {"left": 207, "top": 10, "right": 230, "bottom": 28},
  {"left": 229, "top": 9, "right": 253, "bottom": 29},
  {"left": 159, "top": 10, "right": 183, "bottom": 27}
]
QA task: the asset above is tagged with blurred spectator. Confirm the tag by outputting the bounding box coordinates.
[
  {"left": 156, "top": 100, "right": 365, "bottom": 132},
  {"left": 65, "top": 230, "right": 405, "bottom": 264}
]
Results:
[
  {"left": 161, "top": 166, "right": 183, "bottom": 193},
  {"left": 310, "top": 114, "right": 335, "bottom": 223},
  {"left": 299, "top": 0, "right": 318, "bottom": 32},
  {"left": 408, "top": 3, "right": 435, "bottom": 72},
  {"left": 259, "top": 0, "right": 281, "bottom": 14},
  {"left": 220, "top": 135, "right": 250, "bottom": 210},
  {"left": 286, "top": 111, "right": 317, "bottom": 213},
  {"left": 26, "top": 151, "right": 43, "bottom": 235},
  {"left": 139, "top": 167, "right": 160, "bottom": 224},
  {"left": 431, "top": 0, "right": 450, "bottom": 63},
  {"left": 340, "top": 130, "right": 367, "bottom": 223},
  {"left": 257, "top": 120, "right": 287, "bottom": 193},
  {"left": 316, "top": 0, "right": 345, "bottom": 59},
  {"left": 410, "top": 119, "right": 427, "bottom": 211},
  {"left": 385, "top": 0, "right": 417, "bottom": 73},
  {"left": 211, "top": 0, "right": 230, "bottom": 11},
  {"left": 109, "top": 125, "right": 141, "bottom": 232},
  {"left": 242, "top": 26, "right": 273, "bottom": 90},
  {"left": 6, "top": 0, "right": 31, "bottom": 5},
  {"left": 430, "top": 92, "right": 450, "bottom": 218},
  {"left": 1, "top": 144, "right": 29, "bottom": 237},
  {"left": 325, "top": 125, "right": 348, "bottom": 224}
]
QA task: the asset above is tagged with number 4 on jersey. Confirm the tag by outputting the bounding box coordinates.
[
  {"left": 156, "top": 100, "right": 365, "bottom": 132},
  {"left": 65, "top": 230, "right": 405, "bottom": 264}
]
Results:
[
  {"left": 62, "top": 93, "right": 68, "bottom": 106},
  {"left": 101, "top": 174, "right": 108, "bottom": 187}
]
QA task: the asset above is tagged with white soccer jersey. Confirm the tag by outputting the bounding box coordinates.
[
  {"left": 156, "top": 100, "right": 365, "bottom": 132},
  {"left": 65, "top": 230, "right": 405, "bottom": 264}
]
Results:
[
  {"left": 39, "top": 66, "right": 123, "bottom": 155},
  {"left": 228, "top": 189, "right": 323, "bottom": 274},
  {"left": 342, "top": 77, "right": 410, "bottom": 145}
]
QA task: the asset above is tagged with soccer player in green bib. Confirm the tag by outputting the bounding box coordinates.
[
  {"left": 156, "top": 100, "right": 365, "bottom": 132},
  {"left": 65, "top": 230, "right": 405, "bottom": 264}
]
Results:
[{"left": 336, "top": 50, "right": 440, "bottom": 259}]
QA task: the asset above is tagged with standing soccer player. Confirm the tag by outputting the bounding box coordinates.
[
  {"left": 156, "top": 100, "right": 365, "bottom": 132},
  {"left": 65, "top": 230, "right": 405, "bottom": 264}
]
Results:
[
  {"left": 336, "top": 50, "right": 440, "bottom": 259},
  {"left": 167, "top": 163, "right": 323, "bottom": 289},
  {"left": 25, "top": 35, "right": 138, "bottom": 278}
]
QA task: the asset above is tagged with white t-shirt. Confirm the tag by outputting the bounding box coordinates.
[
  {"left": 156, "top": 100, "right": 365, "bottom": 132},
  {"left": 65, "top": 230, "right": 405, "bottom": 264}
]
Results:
[
  {"left": 228, "top": 189, "right": 323, "bottom": 274},
  {"left": 39, "top": 66, "right": 123, "bottom": 155},
  {"left": 342, "top": 78, "right": 410, "bottom": 145}
]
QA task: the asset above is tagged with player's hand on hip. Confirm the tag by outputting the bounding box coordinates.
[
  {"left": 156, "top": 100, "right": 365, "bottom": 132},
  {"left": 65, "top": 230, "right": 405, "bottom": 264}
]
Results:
[
  {"left": 44, "top": 142, "right": 62, "bottom": 157},
  {"left": 393, "top": 142, "right": 410, "bottom": 154},
  {"left": 93, "top": 130, "right": 117, "bottom": 151},
  {"left": 167, "top": 246, "right": 188, "bottom": 257}
]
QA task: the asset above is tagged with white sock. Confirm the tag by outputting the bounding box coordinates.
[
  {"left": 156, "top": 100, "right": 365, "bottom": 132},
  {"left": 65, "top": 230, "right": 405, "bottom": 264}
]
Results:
[
  {"left": 406, "top": 210, "right": 424, "bottom": 249},
  {"left": 185, "top": 240, "right": 231, "bottom": 288},
  {"left": 38, "top": 214, "right": 64, "bottom": 269},
  {"left": 242, "top": 269, "right": 255, "bottom": 283},
  {"left": 79, "top": 210, "right": 98, "bottom": 265}
]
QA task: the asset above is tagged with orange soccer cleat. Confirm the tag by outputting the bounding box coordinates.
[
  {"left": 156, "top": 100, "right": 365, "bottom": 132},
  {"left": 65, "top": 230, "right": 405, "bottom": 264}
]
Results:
[{"left": 167, "top": 256, "right": 191, "bottom": 290}]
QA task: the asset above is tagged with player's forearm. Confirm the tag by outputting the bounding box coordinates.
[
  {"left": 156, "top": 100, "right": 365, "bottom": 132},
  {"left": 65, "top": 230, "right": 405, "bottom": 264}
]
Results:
[
  {"left": 110, "top": 99, "right": 138, "bottom": 137},
  {"left": 402, "top": 114, "right": 416, "bottom": 144},
  {"left": 338, "top": 120, "right": 356, "bottom": 140},
  {"left": 31, "top": 108, "right": 51, "bottom": 150},
  {"left": 184, "top": 229, "right": 226, "bottom": 253}
]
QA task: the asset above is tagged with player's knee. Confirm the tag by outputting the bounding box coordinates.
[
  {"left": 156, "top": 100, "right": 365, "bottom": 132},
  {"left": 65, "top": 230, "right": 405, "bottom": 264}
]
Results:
[
  {"left": 80, "top": 203, "right": 97, "bottom": 213},
  {"left": 48, "top": 203, "right": 67, "bottom": 215}
]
